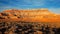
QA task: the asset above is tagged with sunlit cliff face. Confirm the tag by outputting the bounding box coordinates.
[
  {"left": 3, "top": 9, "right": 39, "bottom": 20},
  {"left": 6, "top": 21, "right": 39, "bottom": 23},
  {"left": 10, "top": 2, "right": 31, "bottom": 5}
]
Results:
[{"left": 0, "top": 9, "right": 60, "bottom": 22}]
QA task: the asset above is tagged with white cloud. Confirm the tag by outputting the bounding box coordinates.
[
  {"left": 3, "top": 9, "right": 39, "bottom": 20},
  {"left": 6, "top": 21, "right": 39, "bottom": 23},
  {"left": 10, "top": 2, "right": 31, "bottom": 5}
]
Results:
[
  {"left": 17, "top": 0, "right": 46, "bottom": 6},
  {"left": 0, "top": 6, "right": 14, "bottom": 11},
  {"left": 49, "top": 8, "right": 60, "bottom": 14}
]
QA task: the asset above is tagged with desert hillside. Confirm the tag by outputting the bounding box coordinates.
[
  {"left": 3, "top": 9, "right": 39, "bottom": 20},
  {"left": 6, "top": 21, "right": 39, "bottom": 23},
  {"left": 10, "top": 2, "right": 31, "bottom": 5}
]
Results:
[
  {"left": 0, "top": 9, "right": 60, "bottom": 23},
  {"left": 0, "top": 9, "right": 60, "bottom": 34}
]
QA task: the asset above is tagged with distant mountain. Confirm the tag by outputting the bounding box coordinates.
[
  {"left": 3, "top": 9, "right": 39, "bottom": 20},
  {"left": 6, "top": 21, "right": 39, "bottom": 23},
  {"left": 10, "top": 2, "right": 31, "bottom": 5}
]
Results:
[{"left": 0, "top": 9, "right": 60, "bottom": 23}]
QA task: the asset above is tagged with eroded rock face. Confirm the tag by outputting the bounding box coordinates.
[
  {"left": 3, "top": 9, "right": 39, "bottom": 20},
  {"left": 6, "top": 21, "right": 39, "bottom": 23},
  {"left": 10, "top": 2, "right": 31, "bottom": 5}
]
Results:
[
  {"left": 0, "top": 9, "right": 60, "bottom": 22},
  {"left": 0, "top": 9, "right": 60, "bottom": 34}
]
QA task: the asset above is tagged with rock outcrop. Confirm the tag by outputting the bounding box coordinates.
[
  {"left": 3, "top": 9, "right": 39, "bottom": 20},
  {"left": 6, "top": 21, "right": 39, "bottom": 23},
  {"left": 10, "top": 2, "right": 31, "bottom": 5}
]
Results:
[
  {"left": 0, "top": 9, "right": 60, "bottom": 23},
  {"left": 0, "top": 9, "right": 60, "bottom": 34}
]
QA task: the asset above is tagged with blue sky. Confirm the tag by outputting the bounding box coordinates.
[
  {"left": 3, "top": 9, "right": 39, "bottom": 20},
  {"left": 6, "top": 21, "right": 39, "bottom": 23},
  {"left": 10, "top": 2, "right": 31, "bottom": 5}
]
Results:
[{"left": 0, "top": 0, "right": 60, "bottom": 14}]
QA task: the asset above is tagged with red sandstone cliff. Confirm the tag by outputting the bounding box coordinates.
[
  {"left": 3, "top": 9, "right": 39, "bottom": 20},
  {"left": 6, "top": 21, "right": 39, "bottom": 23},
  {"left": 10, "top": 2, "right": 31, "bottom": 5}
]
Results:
[{"left": 0, "top": 9, "right": 60, "bottom": 23}]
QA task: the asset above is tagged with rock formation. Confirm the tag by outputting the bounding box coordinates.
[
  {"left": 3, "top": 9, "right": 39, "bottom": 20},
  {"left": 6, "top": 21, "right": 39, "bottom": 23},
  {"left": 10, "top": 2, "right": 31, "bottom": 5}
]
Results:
[
  {"left": 0, "top": 9, "right": 60, "bottom": 34},
  {"left": 0, "top": 9, "right": 60, "bottom": 23}
]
